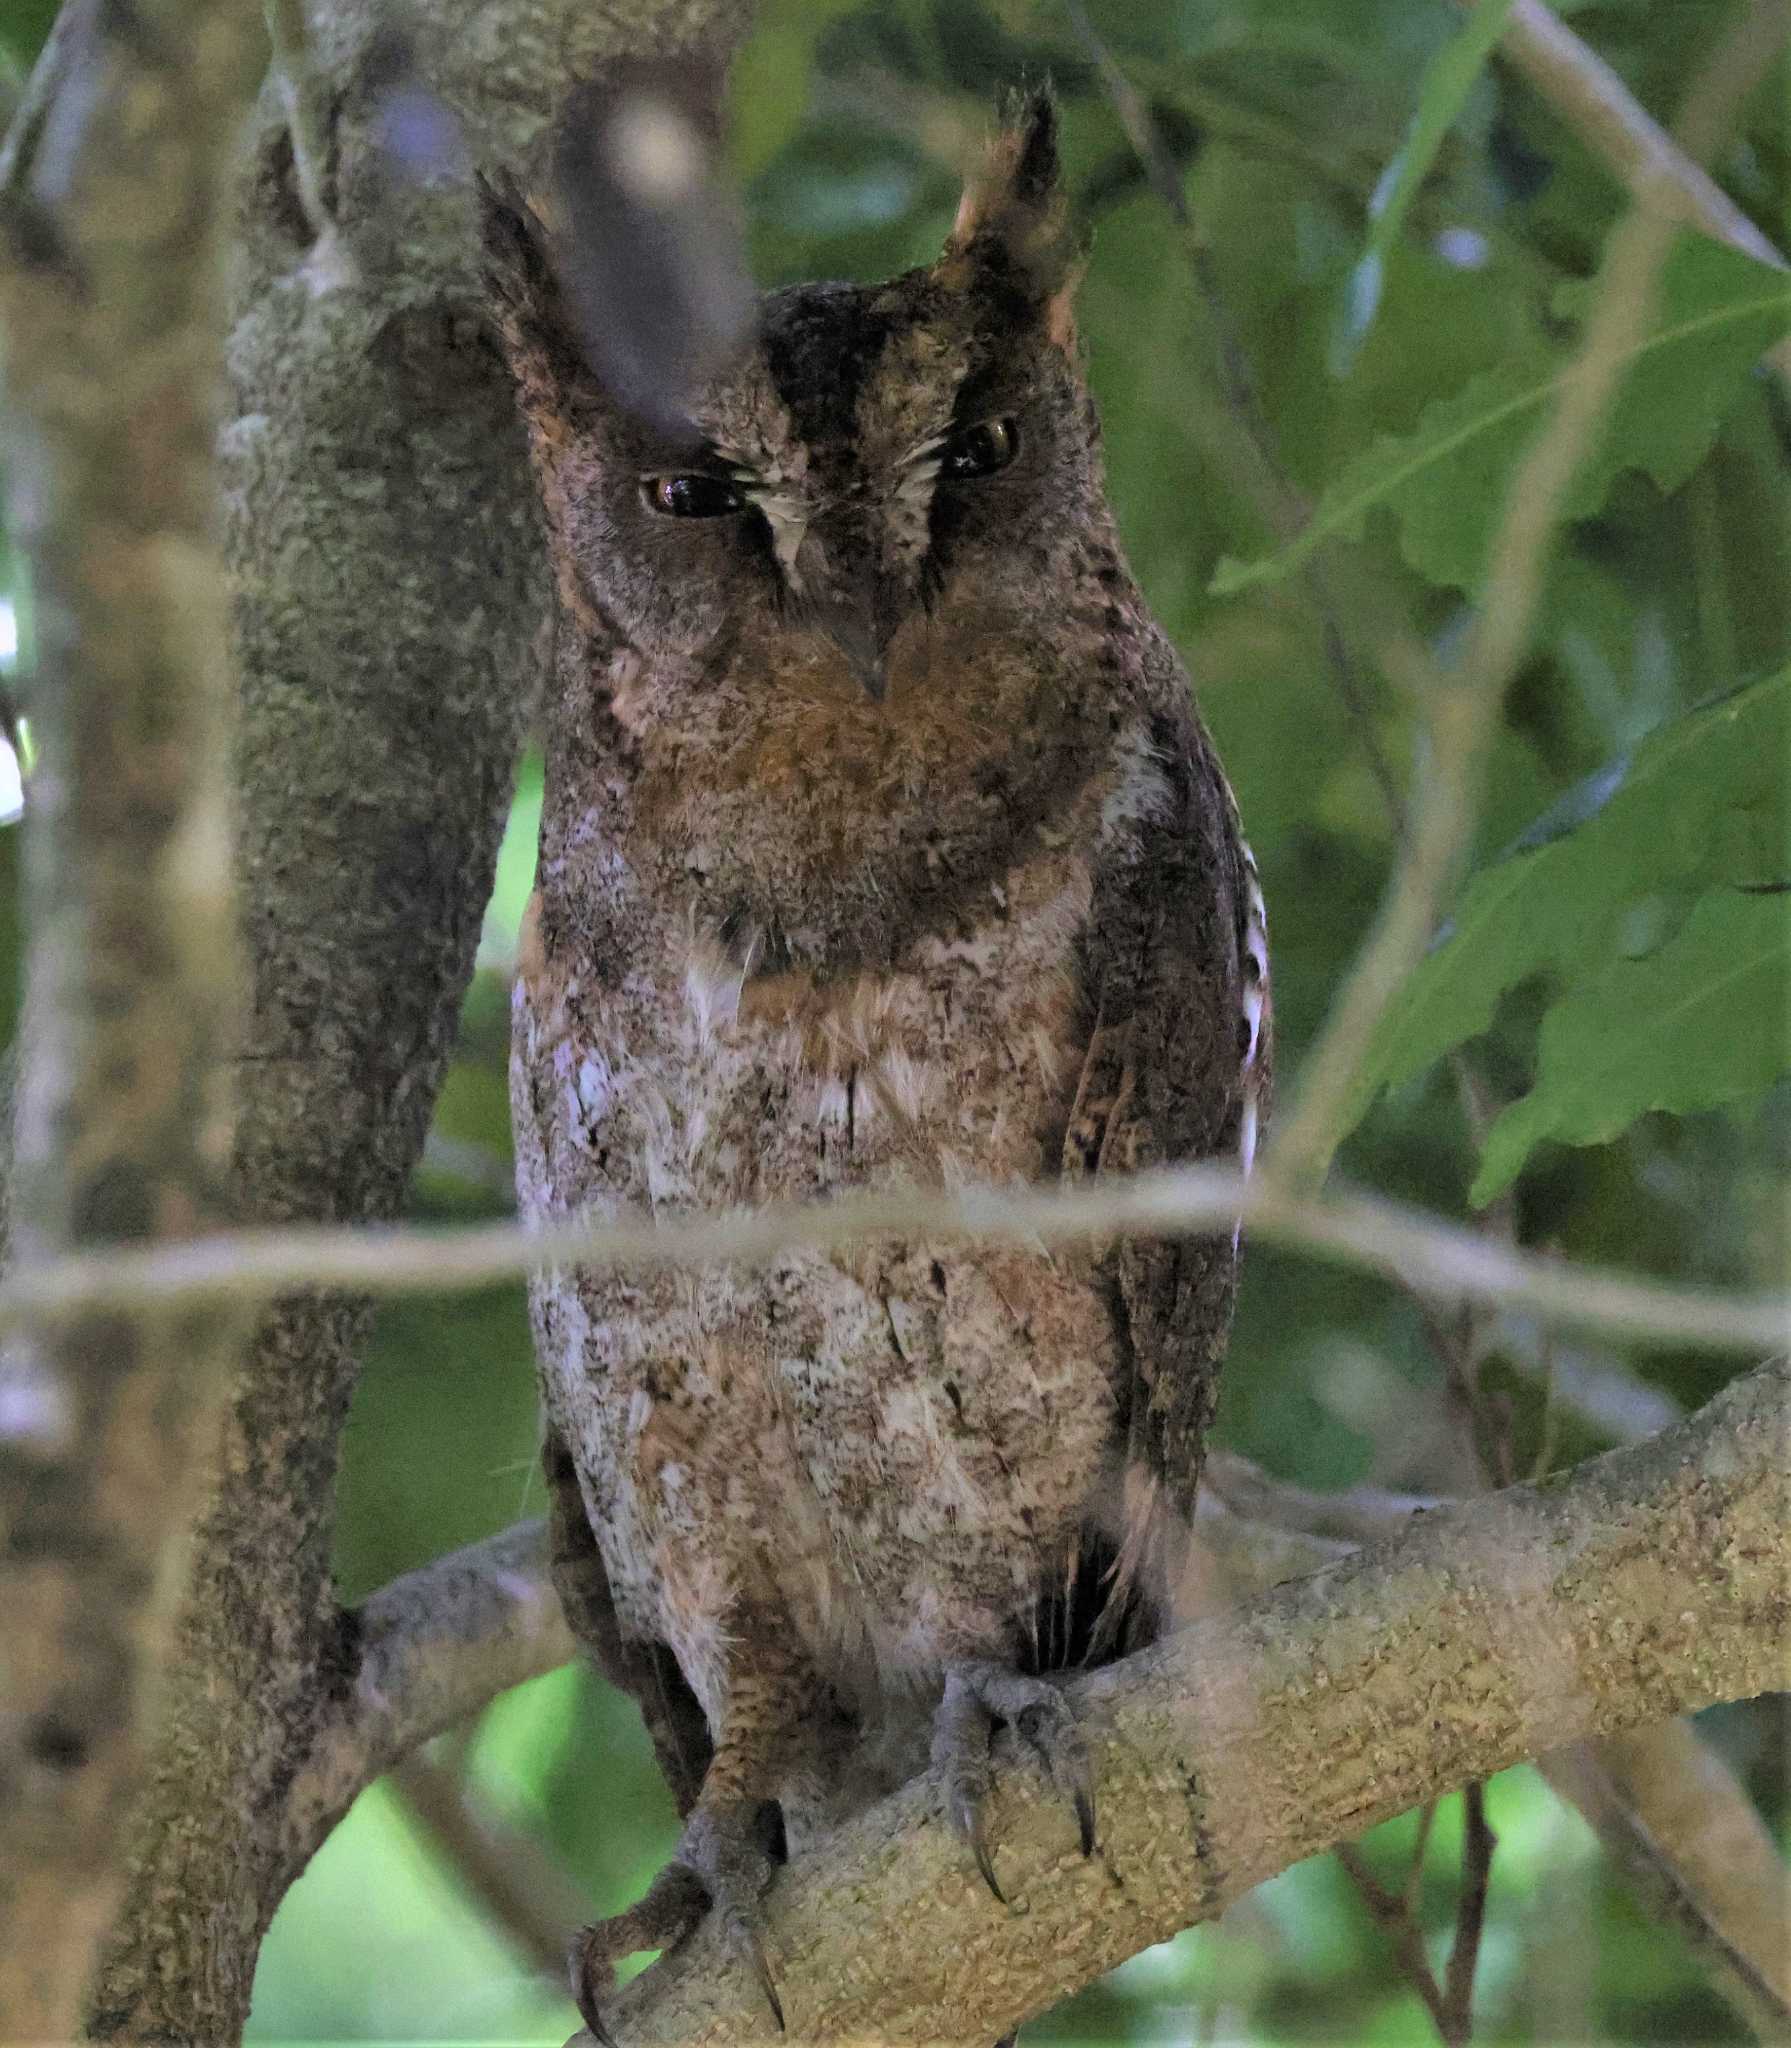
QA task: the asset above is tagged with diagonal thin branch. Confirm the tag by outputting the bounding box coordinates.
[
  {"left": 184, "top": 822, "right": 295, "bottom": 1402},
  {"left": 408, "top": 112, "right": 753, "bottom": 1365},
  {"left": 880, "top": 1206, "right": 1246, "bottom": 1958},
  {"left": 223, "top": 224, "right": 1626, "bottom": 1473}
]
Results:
[{"left": 1482, "top": 0, "right": 1791, "bottom": 274}]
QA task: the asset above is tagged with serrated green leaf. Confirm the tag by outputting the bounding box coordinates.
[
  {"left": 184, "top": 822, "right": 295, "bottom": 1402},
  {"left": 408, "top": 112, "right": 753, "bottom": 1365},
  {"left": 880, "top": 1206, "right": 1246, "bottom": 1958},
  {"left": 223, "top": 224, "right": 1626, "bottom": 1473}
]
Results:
[
  {"left": 1345, "top": 668, "right": 1791, "bottom": 1127},
  {"left": 1469, "top": 887, "right": 1791, "bottom": 1203},
  {"left": 1214, "top": 234, "right": 1791, "bottom": 596}
]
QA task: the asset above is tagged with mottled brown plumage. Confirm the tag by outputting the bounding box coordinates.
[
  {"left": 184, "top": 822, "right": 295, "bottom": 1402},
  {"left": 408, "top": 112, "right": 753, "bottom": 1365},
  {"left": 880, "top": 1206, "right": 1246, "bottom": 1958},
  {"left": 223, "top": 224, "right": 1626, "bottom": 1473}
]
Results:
[{"left": 486, "top": 86, "right": 1270, "bottom": 2037}]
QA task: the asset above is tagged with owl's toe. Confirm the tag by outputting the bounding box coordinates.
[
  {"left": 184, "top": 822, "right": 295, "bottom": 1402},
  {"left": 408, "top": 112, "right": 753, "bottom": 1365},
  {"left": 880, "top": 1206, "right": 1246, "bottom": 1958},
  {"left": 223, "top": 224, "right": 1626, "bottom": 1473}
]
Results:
[
  {"left": 568, "top": 1802, "right": 784, "bottom": 2042},
  {"left": 677, "top": 1801, "right": 786, "bottom": 2030},
  {"left": 932, "top": 1660, "right": 1097, "bottom": 1905},
  {"left": 569, "top": 1861, "right": 706, "bottom": 2044}
]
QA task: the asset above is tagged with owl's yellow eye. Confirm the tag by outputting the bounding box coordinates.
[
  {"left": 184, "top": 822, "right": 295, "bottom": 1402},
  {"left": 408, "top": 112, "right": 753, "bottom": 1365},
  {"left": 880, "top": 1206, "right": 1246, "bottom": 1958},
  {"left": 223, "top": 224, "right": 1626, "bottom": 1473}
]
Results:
[
  {"left": 939, "top": 418, "right": 1019, "bottom": 481},
  {"left": 643, "top": 474, "right": 747, "bottom": 518}
]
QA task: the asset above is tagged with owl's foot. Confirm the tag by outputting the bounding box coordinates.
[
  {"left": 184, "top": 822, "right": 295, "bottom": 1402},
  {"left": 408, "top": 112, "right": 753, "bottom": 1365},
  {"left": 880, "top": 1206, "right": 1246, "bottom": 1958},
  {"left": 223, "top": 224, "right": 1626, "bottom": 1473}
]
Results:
[
  {"left": 931, "top": 1660, "right": 1096, "bottom": 1906},
  {"left": 569, "top": 1802, "right": 784, "bottom": 2045}
]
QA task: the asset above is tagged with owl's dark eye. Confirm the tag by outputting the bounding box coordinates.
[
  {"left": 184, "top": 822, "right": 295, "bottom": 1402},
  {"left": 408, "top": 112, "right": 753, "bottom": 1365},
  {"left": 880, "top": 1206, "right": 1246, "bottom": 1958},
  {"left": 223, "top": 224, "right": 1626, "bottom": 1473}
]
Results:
[
  {"left": 939, "top": 418, "right": 1020, "bottom": 481},
  {"left": 642, "top": 474, "right": 747, "bottom": 518}
]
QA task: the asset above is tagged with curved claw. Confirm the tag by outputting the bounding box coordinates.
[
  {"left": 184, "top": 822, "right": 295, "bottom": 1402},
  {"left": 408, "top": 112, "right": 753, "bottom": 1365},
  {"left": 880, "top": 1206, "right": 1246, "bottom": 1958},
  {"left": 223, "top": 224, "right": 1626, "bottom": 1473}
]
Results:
[
  {"left": 744, "top": 1925, "right": 787, "bottom": 2033},
  {"left": 1015, "top": 1696, "right": 1097, "bottom": 1856},
  {"left": 568, "top": 1927, "right": 619, "bottom": 2047},
  {"left": 956, "top": 1789, "right": 1007, "bottom": 1906},
  {"left": 567, "top": 1861, "right": 708, "bottom": 2044},
  {"left": 1072, "top": 1781, "right": 1097, "bottom": 1859}
]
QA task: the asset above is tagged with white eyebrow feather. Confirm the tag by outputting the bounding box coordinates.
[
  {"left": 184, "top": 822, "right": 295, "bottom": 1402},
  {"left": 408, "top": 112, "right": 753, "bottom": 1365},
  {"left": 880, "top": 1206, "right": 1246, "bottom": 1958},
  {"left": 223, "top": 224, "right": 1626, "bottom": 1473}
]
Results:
[{"left": 747, "top": 488, "right": 810, "bottom": 593}]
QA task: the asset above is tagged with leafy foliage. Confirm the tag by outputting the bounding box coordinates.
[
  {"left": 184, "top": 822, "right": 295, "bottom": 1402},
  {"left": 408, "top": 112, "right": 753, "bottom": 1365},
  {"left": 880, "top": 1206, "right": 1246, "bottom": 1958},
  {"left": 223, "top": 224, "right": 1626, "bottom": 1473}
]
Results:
[
  {"left": 1346, "top": 669, "right": 1791, "bottom": 1179},
  {"left": 1472, "top": 884, "right": 1791, "bottom": 1201},
  {"left": 1216, "top": 236, "right": 1791, "bottom": 594}
]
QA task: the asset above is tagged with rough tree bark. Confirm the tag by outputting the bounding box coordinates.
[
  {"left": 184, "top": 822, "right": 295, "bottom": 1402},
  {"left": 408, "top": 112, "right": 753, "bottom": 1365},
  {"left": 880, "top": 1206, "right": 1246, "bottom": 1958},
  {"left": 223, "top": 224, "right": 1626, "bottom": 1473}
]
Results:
[
  {"left": 0, "top": 2, "right": 265, "bottom": 2036},
  {"left": 602, "top": 1358, "right": 1786, "bottom": 2046},
  {"left": 0, "top": 0, "right": 750, "bottom": 2040}
]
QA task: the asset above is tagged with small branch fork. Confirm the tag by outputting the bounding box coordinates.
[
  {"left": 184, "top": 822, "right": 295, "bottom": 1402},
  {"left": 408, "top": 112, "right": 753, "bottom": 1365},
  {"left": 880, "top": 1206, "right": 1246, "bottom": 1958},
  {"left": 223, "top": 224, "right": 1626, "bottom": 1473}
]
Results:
[{"left": 1338, "top": 1784, "right": 1496, "bottom": 2046}]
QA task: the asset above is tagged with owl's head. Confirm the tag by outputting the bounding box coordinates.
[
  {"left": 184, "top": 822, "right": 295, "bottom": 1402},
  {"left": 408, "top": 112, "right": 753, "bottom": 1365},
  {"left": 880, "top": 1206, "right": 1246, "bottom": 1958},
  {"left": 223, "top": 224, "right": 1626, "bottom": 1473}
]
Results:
[{"left": 485, "top": 89, "right": 1109, "bottom": 704}]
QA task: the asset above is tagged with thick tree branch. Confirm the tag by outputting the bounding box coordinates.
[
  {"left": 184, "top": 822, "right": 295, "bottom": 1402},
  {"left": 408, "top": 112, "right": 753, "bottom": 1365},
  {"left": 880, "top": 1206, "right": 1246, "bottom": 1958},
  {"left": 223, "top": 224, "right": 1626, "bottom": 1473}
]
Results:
[
  {"left": 592, "top": 1358, "right": 1785, "bottom": 2045},
  {"left": 1212, "top": 1450, "right": 1791, "bottom": 2038},
  {"left": 284, "top": 1518, "right": 572, "bottom": 1868},
  {"left": 0, "top": 0, "right": 264, "bottom": 2034},
  {"left": 71, "top": 1, "right": 752, "bottom": 2039}
]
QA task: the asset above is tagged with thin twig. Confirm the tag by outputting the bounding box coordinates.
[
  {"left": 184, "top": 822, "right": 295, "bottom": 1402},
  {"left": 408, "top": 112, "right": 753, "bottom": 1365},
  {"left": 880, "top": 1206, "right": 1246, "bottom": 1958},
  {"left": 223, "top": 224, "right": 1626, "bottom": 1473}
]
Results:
[
  {"left": 390, "top": 1749, "right": 588, "bottom": 1977},
  {"left": 1405, "top": 1802, "right": 1440, "bottom": 1910},
  {"left": 1483, "top": 0, "right": 1790, "bottom": 274},
  {"left": 1441, "top": 1782, "right": 1498, "bottom": 2042},
  {"left": 1265, "top": 0, "right": 1791, "bottom": 1189},
  {"left": 1335, "top": 1841, "right": 1453, "bottom": 2035},
  {"left": 0, "top": 1161, "right": 1785, "bottom": 1352}
]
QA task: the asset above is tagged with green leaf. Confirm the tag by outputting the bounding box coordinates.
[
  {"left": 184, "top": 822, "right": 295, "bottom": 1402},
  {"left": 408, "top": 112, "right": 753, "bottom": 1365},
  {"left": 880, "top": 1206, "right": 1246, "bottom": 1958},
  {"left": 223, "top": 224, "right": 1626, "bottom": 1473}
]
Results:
[
  {"left": 1214, "top": 234, "right": 1791, "bottom": 596},
  {"left": 1469, "top": 887, "right": 1791, "bottom": 1203},
  {"left": 1330, "top": 0, "right": 1516, "bottom": 374},
  {"left": 1346, "top": 667, "right": 1791, "bottom": 1124}
]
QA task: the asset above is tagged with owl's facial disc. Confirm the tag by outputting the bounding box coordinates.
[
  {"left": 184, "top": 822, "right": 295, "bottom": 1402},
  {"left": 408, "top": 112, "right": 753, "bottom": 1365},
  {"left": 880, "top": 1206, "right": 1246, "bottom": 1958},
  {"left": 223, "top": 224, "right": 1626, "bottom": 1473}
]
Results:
[{"left": 736, "top": 416, "right": 1024, "bottom": 704}]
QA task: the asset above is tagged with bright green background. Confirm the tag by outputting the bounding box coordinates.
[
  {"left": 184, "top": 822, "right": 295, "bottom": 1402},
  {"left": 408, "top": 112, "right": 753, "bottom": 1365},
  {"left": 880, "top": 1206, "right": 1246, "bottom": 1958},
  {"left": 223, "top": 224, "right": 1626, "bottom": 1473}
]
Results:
[{"left": 2, "top": 0, "right": 1786, "bottom": 2040}]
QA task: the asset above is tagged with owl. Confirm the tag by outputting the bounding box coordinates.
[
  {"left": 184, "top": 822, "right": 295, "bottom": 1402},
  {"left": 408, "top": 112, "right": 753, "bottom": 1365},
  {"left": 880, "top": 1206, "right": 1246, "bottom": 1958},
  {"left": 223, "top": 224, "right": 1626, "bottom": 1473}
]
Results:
[{"left": 485, "top": 85, "right": 1271, "bottom": 2040}]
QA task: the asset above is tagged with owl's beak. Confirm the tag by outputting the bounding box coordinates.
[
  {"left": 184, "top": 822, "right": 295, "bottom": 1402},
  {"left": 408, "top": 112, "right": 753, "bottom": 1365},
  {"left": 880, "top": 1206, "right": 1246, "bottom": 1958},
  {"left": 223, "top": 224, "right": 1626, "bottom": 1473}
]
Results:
[{"left": 818, "top": 596, "right": 897, "bottom": 704}]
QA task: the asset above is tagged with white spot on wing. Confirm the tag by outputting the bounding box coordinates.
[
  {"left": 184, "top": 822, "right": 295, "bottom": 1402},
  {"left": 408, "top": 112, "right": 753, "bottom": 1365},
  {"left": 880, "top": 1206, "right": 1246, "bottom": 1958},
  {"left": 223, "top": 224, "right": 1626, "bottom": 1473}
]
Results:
[{"left": 1235, "top": 835, "right": 1270, "bottom": 1249}]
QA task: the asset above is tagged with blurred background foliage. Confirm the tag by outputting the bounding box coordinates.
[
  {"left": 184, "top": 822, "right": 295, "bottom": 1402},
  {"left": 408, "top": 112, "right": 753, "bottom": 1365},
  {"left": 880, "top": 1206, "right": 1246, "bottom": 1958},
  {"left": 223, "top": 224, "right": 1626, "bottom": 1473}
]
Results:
[{"left": 3, "top": 0, "right": 1787, "bottom": 2040}]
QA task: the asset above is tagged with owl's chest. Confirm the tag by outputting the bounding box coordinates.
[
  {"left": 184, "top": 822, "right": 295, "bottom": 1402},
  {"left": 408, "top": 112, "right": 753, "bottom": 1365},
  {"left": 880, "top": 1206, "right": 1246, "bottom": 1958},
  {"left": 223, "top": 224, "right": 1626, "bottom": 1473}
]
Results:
[
  {"left": 510, "top": 840, "right": 1123, "bottom": 1684},
  {"left": 513, "top": 840, "right": 1097, "bottom": 1220}
]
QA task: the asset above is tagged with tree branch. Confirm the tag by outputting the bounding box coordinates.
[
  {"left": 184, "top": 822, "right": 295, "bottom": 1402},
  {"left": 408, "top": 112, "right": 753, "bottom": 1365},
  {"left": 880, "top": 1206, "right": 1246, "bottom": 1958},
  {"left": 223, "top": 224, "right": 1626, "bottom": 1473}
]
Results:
[
  {"left": 0, "top": 0, "right": 265, "bottom": 2033},
  {"left": 293, "top": 1396, "right": 1784, "bottom": 2042},
  {"left": 1217, "top": 1445, "right": 1791, "bottom": 2039},
  {"left": 576, "top": 1358, "right": 1785, "bottom": 2045},
  {"left": 0, "top": 1162, "right": 1783, "bottom": 1355},
  {"left": 70, "top": 0, "right": 753, "bottom": 2038},
  {"left": 284, "top": 1518, "right": 572, "bottom": 1868}
]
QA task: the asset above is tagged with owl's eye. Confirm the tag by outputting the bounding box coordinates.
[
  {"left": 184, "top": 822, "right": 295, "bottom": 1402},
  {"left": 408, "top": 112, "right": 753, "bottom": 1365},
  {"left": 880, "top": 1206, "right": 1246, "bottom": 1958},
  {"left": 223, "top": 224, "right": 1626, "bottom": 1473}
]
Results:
[
  {"left": 642, "top": 474, "right": 748, "bottom": 518},
  {"left": 939, "top": 418, "right": 1020, "bottom": 481}
]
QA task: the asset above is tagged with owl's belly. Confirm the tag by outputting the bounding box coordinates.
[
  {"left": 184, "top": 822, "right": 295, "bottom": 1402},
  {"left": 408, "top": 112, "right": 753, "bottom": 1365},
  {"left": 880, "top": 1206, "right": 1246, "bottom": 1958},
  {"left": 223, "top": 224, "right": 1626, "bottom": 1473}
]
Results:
[
  {"left": 512, "top": 857, "right": 1123, "bottom": 1705},
  {"left": 532, "top": 1239, "right": 1119, "bottom": 1714}
]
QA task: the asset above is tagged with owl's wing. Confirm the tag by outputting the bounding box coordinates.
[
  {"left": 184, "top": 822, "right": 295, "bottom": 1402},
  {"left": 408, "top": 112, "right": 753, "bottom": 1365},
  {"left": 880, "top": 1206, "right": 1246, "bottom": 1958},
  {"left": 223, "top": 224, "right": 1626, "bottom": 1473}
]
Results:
[
  {"left": 541, "top": 1421, "right": 713, "bottom": 1817},
  {"left": 1073, "top": 698, "right": 1271, "bottom": 1636}
]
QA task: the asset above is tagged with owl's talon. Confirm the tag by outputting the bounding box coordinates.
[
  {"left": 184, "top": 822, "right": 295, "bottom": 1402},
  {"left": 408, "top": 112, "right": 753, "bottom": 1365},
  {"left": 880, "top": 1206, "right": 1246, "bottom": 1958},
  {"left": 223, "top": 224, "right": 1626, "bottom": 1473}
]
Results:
[
  {"left": 963, "top": 1797, "right": 1007, "bottom": 1905},
  {"left": 1015, "top": 1697, "right": 1098, "bottom": 1855},
  {"left": 742, "top": 1925, "right": 786, "bottom": 2033},
  {"left": 934, "top": 1660, "right": 1096, "bottom": 1897},
  {"left": 567, "top": 1805, "right": 784, "bottom": 2041},
  {"left": 676, "top": 1800, "right": 786, "bottom": 2030}
]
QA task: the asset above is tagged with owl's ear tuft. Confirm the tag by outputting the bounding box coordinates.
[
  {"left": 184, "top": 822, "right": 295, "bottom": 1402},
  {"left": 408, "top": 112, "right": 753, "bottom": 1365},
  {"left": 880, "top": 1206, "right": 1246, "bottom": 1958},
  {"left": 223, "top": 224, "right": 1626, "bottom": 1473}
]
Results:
[
  {"left": 478, "top": 170, "right": 598, "bottom": 427},
  {"left": 945, "top": 85, "right": 1082, "bottom": 339}
]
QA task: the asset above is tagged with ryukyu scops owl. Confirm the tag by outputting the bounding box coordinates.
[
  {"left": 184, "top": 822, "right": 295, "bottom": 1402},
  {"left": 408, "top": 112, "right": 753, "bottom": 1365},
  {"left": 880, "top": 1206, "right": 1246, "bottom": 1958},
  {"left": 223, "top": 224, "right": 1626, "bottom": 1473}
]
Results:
[{"left": 485, "top": 84, "right": 1271, "bottom": 2039}]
